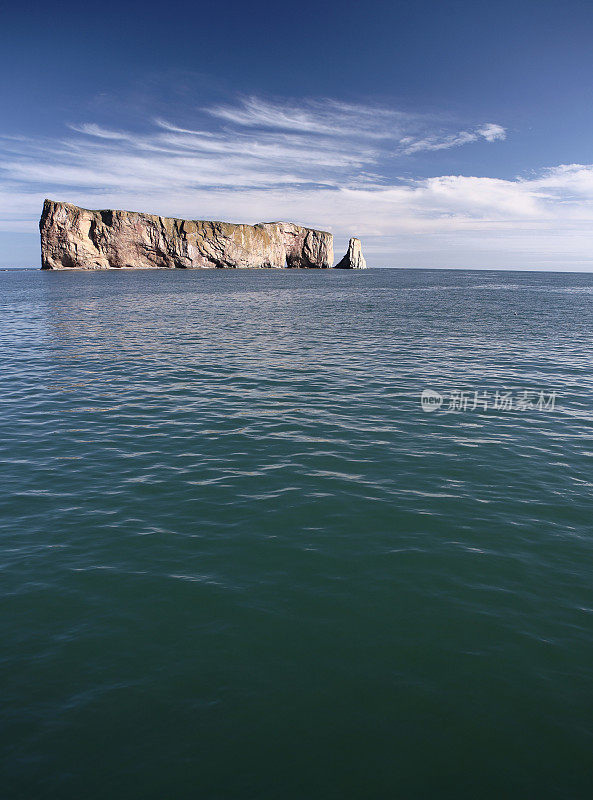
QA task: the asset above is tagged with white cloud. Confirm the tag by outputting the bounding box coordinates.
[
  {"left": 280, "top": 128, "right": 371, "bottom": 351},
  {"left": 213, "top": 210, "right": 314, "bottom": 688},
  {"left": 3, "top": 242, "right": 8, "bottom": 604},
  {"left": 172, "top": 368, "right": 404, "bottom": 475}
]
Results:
[
  {"left": 400, "top": 123, "right": 506, "bottom": 154},
  {"left": 0, "top": 96, "right": 506, "bottom": 201},
  {"left": 67, "top": 123, "right": 132, "bottom": 140},
  {"left": 204, "top": 95, "right": 506, "bottom": 156},
  {"left": 477, "top": 123, "right": 506, "bottom": 142},
  {"left": 205, "top": 96, "right": 415, "bottom": 139}
]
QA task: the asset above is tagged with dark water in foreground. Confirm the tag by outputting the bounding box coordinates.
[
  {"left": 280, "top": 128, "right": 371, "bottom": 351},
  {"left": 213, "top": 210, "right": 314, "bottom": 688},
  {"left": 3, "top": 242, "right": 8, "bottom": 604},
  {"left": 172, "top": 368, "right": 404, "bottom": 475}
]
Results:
[{"left": 1, "top": 267, "right": 593, "bottom": 799}]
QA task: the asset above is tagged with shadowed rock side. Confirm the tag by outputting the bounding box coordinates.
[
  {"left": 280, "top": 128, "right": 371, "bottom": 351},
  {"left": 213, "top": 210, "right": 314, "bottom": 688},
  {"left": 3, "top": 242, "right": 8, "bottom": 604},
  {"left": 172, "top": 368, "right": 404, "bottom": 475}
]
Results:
[
  {"left": 335, "top": 237, "right": 367, "bottom": 269},
  {"left": 40, "top": 200, "right": 334, "bottom": 270}
]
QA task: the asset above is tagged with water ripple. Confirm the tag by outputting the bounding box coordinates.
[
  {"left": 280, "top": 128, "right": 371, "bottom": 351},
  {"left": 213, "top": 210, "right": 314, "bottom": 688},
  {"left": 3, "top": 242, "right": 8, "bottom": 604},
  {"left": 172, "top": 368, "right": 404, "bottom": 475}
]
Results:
[{"left": 2, "top": 268, "right": 593, "bottom": 798}]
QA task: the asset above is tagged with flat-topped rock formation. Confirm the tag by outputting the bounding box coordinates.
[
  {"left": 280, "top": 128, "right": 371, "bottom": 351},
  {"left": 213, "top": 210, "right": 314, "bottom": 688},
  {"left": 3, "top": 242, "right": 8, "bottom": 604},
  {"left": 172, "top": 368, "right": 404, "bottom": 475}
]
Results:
[
  {"left": 335, "top": 237, "right": 367, "bottom": 269},
  {"left": 40, "top": 200, "right": 334, "bottom": 270}
]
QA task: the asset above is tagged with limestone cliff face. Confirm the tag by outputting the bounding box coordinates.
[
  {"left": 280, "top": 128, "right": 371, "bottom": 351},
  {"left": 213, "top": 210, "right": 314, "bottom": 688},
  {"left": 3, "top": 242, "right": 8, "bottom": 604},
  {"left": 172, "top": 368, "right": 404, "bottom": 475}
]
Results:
[
  {"left": 335, "top": 237, "right": 367, "bottom": 269},
  {"left": 40, "top": 200, "right": 334, "bottom": 270}
]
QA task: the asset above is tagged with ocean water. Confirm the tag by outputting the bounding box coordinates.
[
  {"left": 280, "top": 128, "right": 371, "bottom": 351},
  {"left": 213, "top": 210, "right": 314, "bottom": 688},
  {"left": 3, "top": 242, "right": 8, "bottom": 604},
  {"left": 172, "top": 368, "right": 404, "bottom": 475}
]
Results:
[{"left": 1, "top": 267, "right": 593, "bottom": 799}]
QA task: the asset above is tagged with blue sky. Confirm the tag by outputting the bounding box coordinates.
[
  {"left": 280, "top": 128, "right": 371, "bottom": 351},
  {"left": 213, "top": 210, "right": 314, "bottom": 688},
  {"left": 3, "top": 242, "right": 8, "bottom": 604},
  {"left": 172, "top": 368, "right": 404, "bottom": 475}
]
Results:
[{"left": 3, "top": 0, "right": 593, "bottom": 268}]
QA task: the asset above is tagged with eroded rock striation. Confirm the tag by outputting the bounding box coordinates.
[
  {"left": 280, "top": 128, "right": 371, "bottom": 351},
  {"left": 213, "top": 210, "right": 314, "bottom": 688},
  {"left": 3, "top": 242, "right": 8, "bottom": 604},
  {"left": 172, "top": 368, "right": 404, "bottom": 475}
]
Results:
[
  {"left": 335, "top": 237, "right": 367, "bottom": 269},
  {"left": 40, "top": 200, "right": 334, "bottom": 270}
]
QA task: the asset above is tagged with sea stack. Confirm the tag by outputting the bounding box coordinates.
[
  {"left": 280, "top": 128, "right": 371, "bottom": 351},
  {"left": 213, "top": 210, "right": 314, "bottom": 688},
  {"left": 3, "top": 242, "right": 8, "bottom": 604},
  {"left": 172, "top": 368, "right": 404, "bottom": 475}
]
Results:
[
  {"left": 39, "top": 200, "right": 334, "bottom": 270},
  {"left": 335, "top": 238, "right": 367, "bottom": 269}
]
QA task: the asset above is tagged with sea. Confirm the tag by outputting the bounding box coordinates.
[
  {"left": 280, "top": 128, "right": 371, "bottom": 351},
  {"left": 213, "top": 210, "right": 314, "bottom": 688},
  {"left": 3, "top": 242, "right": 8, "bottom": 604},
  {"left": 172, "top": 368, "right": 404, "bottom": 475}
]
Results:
[{"left": 1, "top": 267, "right": 593, "bottom": 799}]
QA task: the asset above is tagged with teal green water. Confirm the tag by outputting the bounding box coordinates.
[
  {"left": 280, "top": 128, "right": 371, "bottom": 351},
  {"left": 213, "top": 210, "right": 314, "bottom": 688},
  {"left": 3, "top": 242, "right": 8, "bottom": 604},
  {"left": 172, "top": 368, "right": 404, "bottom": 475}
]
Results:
[{"left": 2, "top": 268, "right": 593, "bottom": 799}]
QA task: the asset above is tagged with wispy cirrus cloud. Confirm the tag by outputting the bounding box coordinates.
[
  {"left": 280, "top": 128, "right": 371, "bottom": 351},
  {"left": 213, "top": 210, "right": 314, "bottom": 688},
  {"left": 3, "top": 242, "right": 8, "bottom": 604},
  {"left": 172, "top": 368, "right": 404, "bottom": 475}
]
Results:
[
  {"left": 67, "top": 123, "right": 133, "bottom": 140},
  {"left": 399, "top": 122, "right": 506, "bottom": 154},
  {"left": 204, "top": 96, "right": 418, "bottom": 139},
  {"left": 204, "top": 95, "right": 507, "bottom": 157},
  {"left": 0, "top": 94, "right": 506, "bottom": 203}
]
